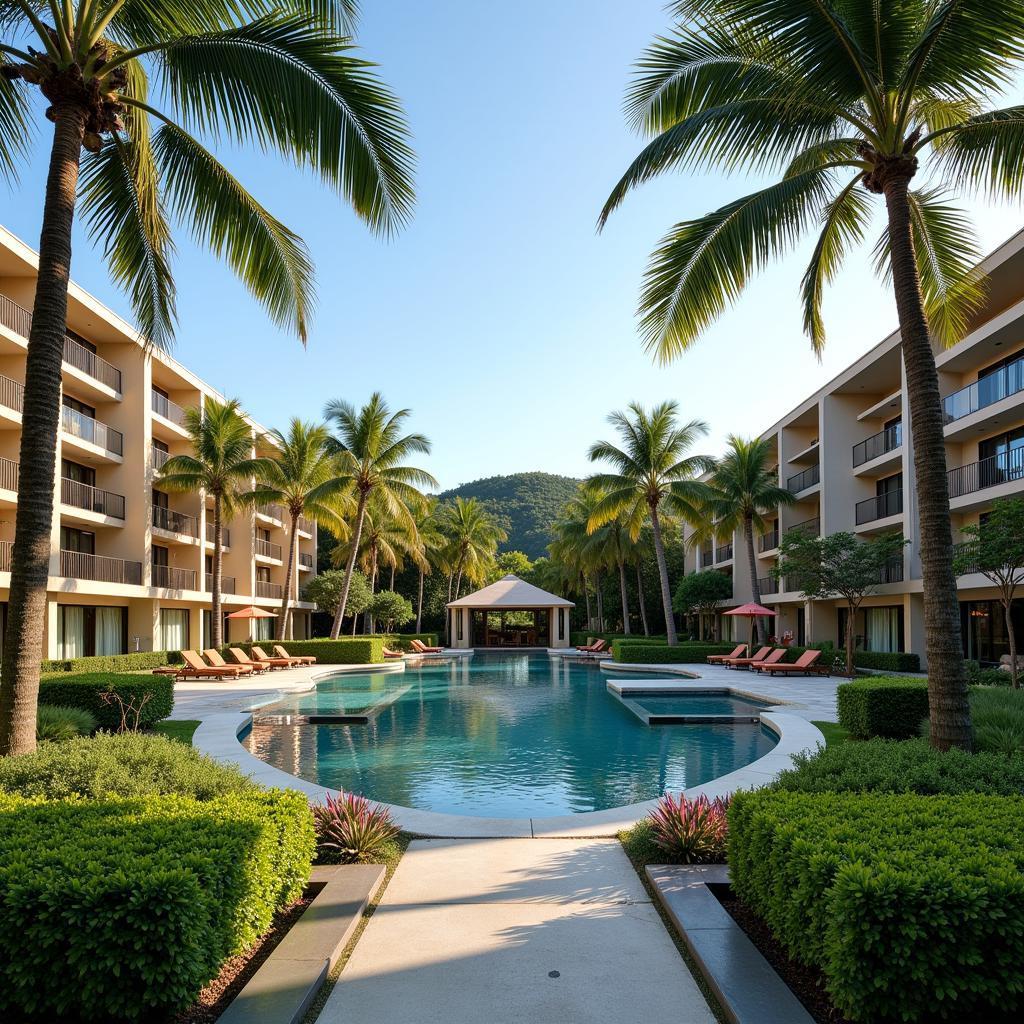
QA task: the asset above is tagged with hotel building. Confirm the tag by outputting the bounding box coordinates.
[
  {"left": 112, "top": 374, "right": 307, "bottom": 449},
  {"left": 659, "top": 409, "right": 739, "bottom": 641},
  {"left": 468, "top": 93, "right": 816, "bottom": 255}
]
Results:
[
  {"left": 684, "top": 226, "right": 1024, "bottom": 667},
  {"left": 0, "top": 225, "right": 318, "bottom": 659}
]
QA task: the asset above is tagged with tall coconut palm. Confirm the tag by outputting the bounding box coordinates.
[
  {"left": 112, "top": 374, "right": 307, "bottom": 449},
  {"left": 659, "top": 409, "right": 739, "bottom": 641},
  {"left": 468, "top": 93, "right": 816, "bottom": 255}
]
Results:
[
  {"left": 412, "top": 496, "right": 445, "bottom": 632},
  {"left": 599, "top": 3, "right": 1024, "bottom": 745},
  {"left": 701, "top": 436, "right": 796, "bottom": 644},
  {"left": 252, "top": 420, "right": 350, "bottom": 640},
  {"left": 0, "top": 3, "right": 414, "bottom": 754},
  {"left": 157, "top": 398, "right": 266, "bottom": 649},
  {"left": 438, "top": 497, "right": 507, "bottom": 599},
  {"left": 324, "top": 394, "right": 436, "bottom": 639},
  {"left": 587, "top": 402, "right": 713, "bottom": 645}
]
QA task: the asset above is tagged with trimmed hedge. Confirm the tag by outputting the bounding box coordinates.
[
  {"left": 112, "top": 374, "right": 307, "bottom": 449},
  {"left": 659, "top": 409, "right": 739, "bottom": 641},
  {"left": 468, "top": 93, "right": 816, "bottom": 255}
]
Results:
[
  {"left": 571, "top": 631, "right": 669, "bottom": 647},
  {"left": 850, "top": 649, "right": 920, "bottom": 672},
  {"left": 40, "top": 650, "right": 184, "bottom": 674},
  {"left": 836, "top": 676, "right": 929, "bottom": 738},
  {"left": 773, "top": 737, "right": 1024, "bottom": 796},
  {"left": 233, "top": 637, "right": 384, "bottom": 664},
  {"left": 0, "top": 788, "right": 314, "bottom": 1022},
  {"left": 612, "top": 641, "right": 736, "bottom": 663},
  {"left": 728, "top": 790, "right": 1024, "bottom": 1022},
  {"left": 0, "top": 732, "right": 252, "bottom": 801},
  {"left": 38, "top": 673, "right": 173, "bottom": 730}
]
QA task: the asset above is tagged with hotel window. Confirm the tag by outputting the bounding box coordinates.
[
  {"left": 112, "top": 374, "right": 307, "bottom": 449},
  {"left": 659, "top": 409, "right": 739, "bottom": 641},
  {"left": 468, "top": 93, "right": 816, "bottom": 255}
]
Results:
[
  {"left": 57, "top": 605, "right": 127, "bottom": 658},
  {"left": 62, "top": 394, "right": 95, "bottom": 419},
  {"left": 62, "top": 459, "right": 95, "bottom": 487},
  {"left": 158, "top": 608, "right": 189, "bottom": 651},
  {"left": 838, "top": 605, "right": 904, "bottom": 653},
  {"left": 60, "top": 526, "right": 95, "bottom": 554}
]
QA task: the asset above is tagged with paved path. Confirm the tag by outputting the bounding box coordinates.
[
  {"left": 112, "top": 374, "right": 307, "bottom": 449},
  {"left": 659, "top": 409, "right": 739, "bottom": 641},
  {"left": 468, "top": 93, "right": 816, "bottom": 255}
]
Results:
[{"left": 319, "top": 837, "right": 717, "bottom": 1024}]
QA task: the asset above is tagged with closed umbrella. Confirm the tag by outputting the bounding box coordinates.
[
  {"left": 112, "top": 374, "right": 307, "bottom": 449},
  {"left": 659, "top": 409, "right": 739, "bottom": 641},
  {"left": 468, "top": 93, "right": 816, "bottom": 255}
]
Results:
[
  {"left": 723, "top": 601, "right": 777, "bottom": 649},
  {"left": 226, "top": 605, "right": 278, "bottom": 643}
]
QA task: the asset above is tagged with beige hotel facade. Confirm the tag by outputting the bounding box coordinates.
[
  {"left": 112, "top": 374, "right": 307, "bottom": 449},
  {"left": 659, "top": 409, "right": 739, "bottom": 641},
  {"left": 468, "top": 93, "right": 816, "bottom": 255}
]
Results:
[
  {"left": 0, "top": 225, "right": 318, "bottom": 660},
  {"left": 685, "top": 226, "right": 1024, "bottom": 668}
]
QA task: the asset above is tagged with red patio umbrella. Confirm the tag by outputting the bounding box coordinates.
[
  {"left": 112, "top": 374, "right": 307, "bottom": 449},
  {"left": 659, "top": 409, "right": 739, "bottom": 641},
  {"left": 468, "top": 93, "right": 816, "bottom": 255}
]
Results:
[
  {"left": 723, "top": 601, "right": 777, "bottom": 648},
  {"left": 226, "top": 605, "right": 278, "bottom": 642}
]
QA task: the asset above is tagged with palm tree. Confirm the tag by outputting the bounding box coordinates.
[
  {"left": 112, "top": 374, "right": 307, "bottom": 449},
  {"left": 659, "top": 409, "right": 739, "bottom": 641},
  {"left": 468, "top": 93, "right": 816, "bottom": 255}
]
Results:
[
  {"left": 412, "top": 496, "right": 445, "bottom": 632},
  {"left": 324, "top": 393, "right": 436, "bottom": 638},
  {"left": 157, "top": 398, "right": 266, "bottom": 648},
  {"left": 587, "top": 402, "right": 713, "bottom": 645},
  {"left": 438, "top": 497, "right": 507, "bottom": 599},
  {"left": 701, "top": 436, "right": 796, "bottom": 644},
  {"left": 252, "top": 420, "right": 349, "bottom": 640},
  {"left": 0, "top": 3, "right": 414, "bottom": 754},
  {"left": 599, "top": 3, "right": 1024, "bottom": 746}
]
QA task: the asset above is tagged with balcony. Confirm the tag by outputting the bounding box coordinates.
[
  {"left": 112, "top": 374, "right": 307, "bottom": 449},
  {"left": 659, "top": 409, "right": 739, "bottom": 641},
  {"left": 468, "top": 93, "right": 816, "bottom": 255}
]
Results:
[
  {"left": 206, "top": 572, "right": 236, "bottom": 593},
  {"left": 0, "top": 540, "right": 10, "bottom": 572},
  {"left": 151, "top": 389, "right": 189, "bottom": 427},
  {"left": 256, "top": 538, "right": 283, "bottom": 560},
  {"left": 715, "top": 542, "right": 732, "bottom": 562},
  {"left": 258, "top": 503, "right": 285, "bottom": 523},
  {"left": 61, "top": 405, "right": 123, "bottom": 457},
  {"left": 878, "top": 556, "right": 904, "bottom": 584},
  {"left": 757, "top": 576, "right": 779, "bottom": 595},
  {"left": 0, "top": 373, "right": 24, "bottom": 416},
  {"left": 0, "top": 456, "right": 17, "bottom": 493},
  {"left": 943, "top": 354, "right": 1024, "bottom": 424},
  {"left": 787, "top": 516, "right": 820, "bottom": 538},
  {"left": 152, "top": 504, "right": 198, "bottom": 538},
  {"left": 759, "top": 528, "right": 779, "bottom": 553},
  {"left": 152, "top": 447, "right": 171, "bottom": 471},
  {"left": 205, "top": 522, "right": 231, "bottom": 547},
  {"left": 61, "top": 478, "right": 125, "bottom": 519},
  {"left": 948, "top": 449, "right": 1024, "bottom": 501},
  {"left": 152, "top": 563, "right": 197, "bottom": 590},
  {"left": 699, "top": 545, "right": 714, "bottom": 568},
  {"left": 787, "top": 463, "right": 820, "bottom": 493},
  {"left": 60, "top": 550, "right": 142, "bottom": 584},
  {"left": 0, "top": 294, "right": 122, "bottom": 392},
  {"left": 852, "top": 424, "right": 902, "bottom": 467},
  {"left": 855, "top": 488, "right": 903, "bottom": 525},
  {"left": 297, "top": 515, "right": 313, "bottom": 534},
  {"left": 256, "top": 580, "right": 283, "bottom": 599}
]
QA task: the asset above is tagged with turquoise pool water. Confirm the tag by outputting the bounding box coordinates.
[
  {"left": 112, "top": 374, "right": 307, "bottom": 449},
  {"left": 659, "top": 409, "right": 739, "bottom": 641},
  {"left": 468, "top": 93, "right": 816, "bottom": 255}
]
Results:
[
  {"left": 243, "top": 653, "right": 777, "bottom": 818},
  {"left": 632, "top": 694, "right": 772, "bottom": 717}
]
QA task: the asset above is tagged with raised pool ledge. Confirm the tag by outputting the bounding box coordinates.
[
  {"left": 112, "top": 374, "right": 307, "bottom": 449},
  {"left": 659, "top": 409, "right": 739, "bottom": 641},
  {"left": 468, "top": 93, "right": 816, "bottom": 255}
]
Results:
[{"left": 193, "top": 710, "right": 823, "bottom": 841}]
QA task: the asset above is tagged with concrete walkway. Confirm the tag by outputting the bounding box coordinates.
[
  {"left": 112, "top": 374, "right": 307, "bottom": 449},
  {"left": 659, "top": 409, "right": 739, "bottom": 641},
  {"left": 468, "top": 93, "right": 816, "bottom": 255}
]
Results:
[{"left": 319, "top": 838, "right": 717, "bottom": 1024}]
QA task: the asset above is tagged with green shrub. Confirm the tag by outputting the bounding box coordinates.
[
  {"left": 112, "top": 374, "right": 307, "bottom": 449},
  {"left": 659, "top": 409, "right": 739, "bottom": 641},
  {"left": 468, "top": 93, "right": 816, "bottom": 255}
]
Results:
[
  {"left": 612, "top": 641, "right": 735, "bottom": 663},
  {"left": 849, "top": 649, "right": 920, "bottom": 671},
  {"left": 39, "top": 650, "right": 184, "bottom": 673},
  {"left": 35, "top": 704, "right": 96, "bottom": 742},
  {"left": 0, "top": 789, "right": 314, "bottom": 1022},
  {"left": 571, "top": 631, "right": 668, "bottom": 647},
  {"left": 313, "top": 792, "right": 400, "bottom": 864},
  {"left": 0, "top": 732, "right": 252, "bottom": 801},
  {"left": 374, "top": 633, "right": 439, "bottom": 652},
  {"left": 233, "top": 638, "right": 384, "bottom": 664},
  {"left": 971, "top": 686, "right": 1024, "bottom": 755},
  {"left": 836, "top": 676, "right": 929, "bottom": 738},
  {"left": 37, "top": 672, "right": 173, "bottom": 730},
  {"left": 773, "top": 737, "right": 1024, "bottom": 795}
]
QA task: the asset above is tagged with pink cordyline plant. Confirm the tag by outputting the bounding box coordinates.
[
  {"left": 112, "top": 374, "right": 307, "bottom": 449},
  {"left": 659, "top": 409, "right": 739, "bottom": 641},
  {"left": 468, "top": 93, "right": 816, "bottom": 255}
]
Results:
[
  {"left": 648, "top": 793, "right": 731, "bottom": 864},
  {"left": 313, "top": 791, "right": 400, "bottom": 864}
]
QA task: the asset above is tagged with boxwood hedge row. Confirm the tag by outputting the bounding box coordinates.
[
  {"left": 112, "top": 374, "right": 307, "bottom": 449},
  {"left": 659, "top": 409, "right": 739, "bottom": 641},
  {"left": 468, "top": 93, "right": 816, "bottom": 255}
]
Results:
[
  {"left": 40, "top": 650, "right": 184, "bottom": 674},
  {"left": 836, "top": 677, "right": 929, "bottom": 738},
  {"left": 37, "top": 673, "right": 174, "bottom": 730},
  {"left": 612, "top": 641, "right": 737, "bottom": 663},
  {"left": 231, "top": 637, "right": 384, "bottom": 664}
]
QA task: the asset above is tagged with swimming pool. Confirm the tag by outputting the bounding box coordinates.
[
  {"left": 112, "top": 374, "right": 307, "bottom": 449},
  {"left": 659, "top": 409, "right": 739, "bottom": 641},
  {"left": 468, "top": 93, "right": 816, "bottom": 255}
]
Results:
[{"left": 243, "top": 652, "right": 777, "bottom": 818}]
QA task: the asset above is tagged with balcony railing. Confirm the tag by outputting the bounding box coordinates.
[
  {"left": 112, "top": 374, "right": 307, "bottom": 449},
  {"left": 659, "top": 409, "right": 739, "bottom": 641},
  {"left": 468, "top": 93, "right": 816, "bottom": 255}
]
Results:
[
  {"left": 0, "top": 373, "right": 24, "bottom": 414},
  {"left": 852, "top": 424, "right": 902, "bottom": 467},
  {"left": 60, "top": 550, "right": 142, "bottom": 585},
  {"left": 256, "top": 580, "right": 283, "bottom": 599},
  {"left": 256, "top": 538, "right": 283, "bottom": 560},
  {"left": 855, "top": 488, "right": 903, "bottom": 525},
  {"left": 878, "top": 556, "right": 904, "bottom": 584},
  {"left": 0, "top": 294, "right": 122, "bottom": 392},
  {"left": 948, "top": 448, "right": 1024, "bottom": 500},
  {"left": 152, "top": 447, "right": 171, "bottom": 470},
  {"left": 788, "top": 516, "right": 820, "bottom": 538},
  {"left": 206, "top": 572, "right": 236, "bottom": 593},
  {"left": 715, "top": 542, "right": 733, "bottom": 562},
  {"left": 297, "top": 515, "right": 313, "bottom": 534},
  {"left": 258, "top": 503, "right": 285, "bottom": 523},
  {"left": 699, "top": 545, "right": 714, "bottom": 567},
  {"left": 151, "top": 389, "right": 189, "bottom": 427},
  {"left": 152, "top": 504, "right": 198, "bottom": 537},
  {"left": 0, "top": 540, "right": 11, "bottom": 572},
  {"left": 757, "top": 576, "right": 779, "bottom": 595},
  {"left": 61, "top": 477, "right": 126, "bottom": 519},
  {"left": 61, "top": 405, "right": 123, "bottom": 456},
  {"left": 205, "top": 522, "right": 230, "bottom": 547},
  {"left": 0, "top": 456, "right": 17, "bottom": 493},
  {"left": 787, "top": 463, "right": 820, "bottom": 493},
  {"left": 943, "top": 354, "right": 1024, "bottom": 424},
  {"left": 152, "top": 563, "right": 197, "bottom": 590},
  {"left": 759, "top": 528, "right": 779, "bottom": 552}
]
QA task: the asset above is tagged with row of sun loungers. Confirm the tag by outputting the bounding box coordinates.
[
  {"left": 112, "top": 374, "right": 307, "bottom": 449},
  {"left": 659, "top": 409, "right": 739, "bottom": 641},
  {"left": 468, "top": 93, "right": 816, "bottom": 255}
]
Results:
[
  {"left": 708, "top": 644, "right": 829, "bottom": 676},
  {"left": 170, "top": 645, "right": 316, "bottom": 680}
]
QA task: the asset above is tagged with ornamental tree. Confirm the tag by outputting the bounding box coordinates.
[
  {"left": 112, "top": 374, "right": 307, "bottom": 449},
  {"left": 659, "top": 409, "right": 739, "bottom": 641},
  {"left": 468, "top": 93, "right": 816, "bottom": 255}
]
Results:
[{"left": 673, "top": 570, "right": 732, "bottom": 641}]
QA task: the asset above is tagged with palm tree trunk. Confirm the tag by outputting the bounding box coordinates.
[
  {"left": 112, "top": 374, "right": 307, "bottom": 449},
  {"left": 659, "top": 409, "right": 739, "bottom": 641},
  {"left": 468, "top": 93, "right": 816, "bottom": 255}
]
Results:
[
  {"left": 364, "top": 546, "right": 378, "bottom": 633},
  {"left": 416, "top": 569, "right": 425, "bottom": 632},
  {"left": 883, "top": 175, "right": 971, "bottom": 751},
  {"left": 618, "top": 558, "right": 631, "bottom": 635},
  {"left": 330, "top": 489, "right": 368, "bottom": 638},
  {"left": 211, "top": 493, "right": 223, "bottom": 647},
  {"left": 649, "top": 504, "right": 678, "bottom": 645},
  {"left": 636, "top": 563, "right": 650, "bottom": 636},
  {"left": 744, "top": 513, "right": 762, "bottom": 645},
  {"left": 278, "top": 511, "right": 298, "bottom": 641},
  {"left": 583, "top": 574, "right": 592, "bottom": 629},
  {"left": 389, "top": 563, "right": 395, "bottom": 591},
  {"left": 0, "top": 105, "right": 86, "bottom": 756},
  {"left": 595, "top": 570, "right": 605, "bottom": 632}
]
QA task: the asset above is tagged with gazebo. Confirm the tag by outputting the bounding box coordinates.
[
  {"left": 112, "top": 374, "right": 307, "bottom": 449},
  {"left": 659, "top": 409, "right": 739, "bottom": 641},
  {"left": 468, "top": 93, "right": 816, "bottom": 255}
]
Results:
[{"left": 447, "top": 574, "right": 575, "bottom": 649}]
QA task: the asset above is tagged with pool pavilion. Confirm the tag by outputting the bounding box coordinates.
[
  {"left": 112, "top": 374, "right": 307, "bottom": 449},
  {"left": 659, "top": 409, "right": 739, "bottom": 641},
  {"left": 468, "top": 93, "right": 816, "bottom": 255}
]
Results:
[{"left": 447, "top": 574, "right": 574, "bottom": 648}]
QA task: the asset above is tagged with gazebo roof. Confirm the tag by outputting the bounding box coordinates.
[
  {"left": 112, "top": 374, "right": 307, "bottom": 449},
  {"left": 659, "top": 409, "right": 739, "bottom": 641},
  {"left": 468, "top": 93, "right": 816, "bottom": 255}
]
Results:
[{"left": 447, "top": 574, "right": 575, "bottom": 609}]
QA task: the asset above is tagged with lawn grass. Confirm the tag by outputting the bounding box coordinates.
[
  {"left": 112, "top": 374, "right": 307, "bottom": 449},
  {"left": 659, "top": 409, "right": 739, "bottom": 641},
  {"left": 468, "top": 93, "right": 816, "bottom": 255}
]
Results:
[
  {"left": 150, "top": 719, "right": 200, "bottom": 744},
  {"left": 811, "top": 720, "right": 850, "bottom": 746}
]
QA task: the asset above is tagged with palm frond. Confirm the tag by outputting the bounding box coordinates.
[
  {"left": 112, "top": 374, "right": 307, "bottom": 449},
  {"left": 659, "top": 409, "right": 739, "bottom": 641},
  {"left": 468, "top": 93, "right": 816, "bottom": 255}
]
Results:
[
  {"left": 0, "top": 51, "right": 32, "bottom": 181},
  {"left": 926, "top": 105, "right": 1024, "bottom": 202}
]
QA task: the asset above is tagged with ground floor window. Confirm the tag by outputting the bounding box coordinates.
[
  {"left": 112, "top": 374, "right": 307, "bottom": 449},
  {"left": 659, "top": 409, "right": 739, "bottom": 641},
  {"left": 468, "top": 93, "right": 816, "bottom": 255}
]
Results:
[
  {"left": 253, "top": 615, "right": 273, "bottom": 641},
  {"left": 961, "top": 598, "right": 1024, "bottom": 664},
  {"left": 158, "top": 608, "right": 189, "bottom": 651},
  {"left": 57, "top": 605, "right": 127, "bottom": 658},
  {"left": 838, "top": 605, "right": 904, "bottom": 653},
  {"left": 201, "top": 609, "right": 230, "bottom": 650}
]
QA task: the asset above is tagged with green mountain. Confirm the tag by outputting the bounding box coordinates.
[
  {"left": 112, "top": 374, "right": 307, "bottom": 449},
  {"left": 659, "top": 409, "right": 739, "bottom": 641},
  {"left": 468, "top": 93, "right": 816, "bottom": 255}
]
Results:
[{"left": 439, "top": 472, "right": 580, "bottom": 560}]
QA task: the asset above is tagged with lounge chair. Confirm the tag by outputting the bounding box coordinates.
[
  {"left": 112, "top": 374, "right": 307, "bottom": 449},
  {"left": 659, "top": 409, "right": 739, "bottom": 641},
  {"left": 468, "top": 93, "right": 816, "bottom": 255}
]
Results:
[
  {"left": 723, "top": 646, "right": 773, "bottom": 669},
  {"left": 706, "top": 644, "right": 747, "bottom": 664},
  {"left": 204, "top": 648, "right": 255, "bottom": 674},
  {"left": 575, "top": 639, "right": 607, "bottom": 653},
  {"left": 176, "top": 650, "right": 245, "bottom": 680},
  {"left": 251, "top": 645, "right": 300, "bottom": 667},
  {"left": 410, "top": 639, "right": 443, "bottom": 654},
  {"left": 227, "top": 647, "right": 272, "bottom": 673},
  {"left": 729, "top": 647, "right": 787, "bottom": 671},
  {"left": 383, "top": 647, "right": 404, "bottom": 659},
  {"left": 274, "top": 644, "right": 316, "bottom": 664},
  {"left": 755, "top": 648, "right": 829, "bottom": 676}
]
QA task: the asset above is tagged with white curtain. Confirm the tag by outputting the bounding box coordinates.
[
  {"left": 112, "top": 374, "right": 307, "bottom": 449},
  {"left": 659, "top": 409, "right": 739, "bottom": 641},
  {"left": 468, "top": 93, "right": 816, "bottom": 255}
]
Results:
[
  {"left": 95, "top": 608, "right": 123, "bottom": 655},
  {"left": 254, "top": 616, "right": 273, "bottom": 641},
  {"left": 865, "top": 607, "right": 899, "bottom": 652},
  {"left": 159, "top": 609, "right": 189, "bottom": 651},
  {"left": 59, "top": 606, "right": 85, "bottom": 658}
]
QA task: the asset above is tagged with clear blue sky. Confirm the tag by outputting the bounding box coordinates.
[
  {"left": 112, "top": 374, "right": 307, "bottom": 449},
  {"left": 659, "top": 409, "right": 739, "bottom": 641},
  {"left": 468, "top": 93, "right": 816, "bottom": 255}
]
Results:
[{"left": 2, "top": 1, "right": 1019, "bottom": 490}]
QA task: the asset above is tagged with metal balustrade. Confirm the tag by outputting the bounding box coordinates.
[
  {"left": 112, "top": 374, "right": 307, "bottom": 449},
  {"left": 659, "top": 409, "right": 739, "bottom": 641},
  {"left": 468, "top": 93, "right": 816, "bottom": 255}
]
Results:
[
  {"left": 757, "top": 576, "right": 779, "bottom": 595},
  {"left": 855, "top": 488, "right": 903, "bottom": 525},
  {"left": 205, "top": 522, "right": 230, "bottom": 546},
  {"left": 878, "top": 556, "right": 904, "bottom": 583},
  {"left": 0, "top": 456, "right": 17, "bottom": 493},
  {"left": 0, "top": 540, "right": 11, "bottom": 572},
  {"left": 700, "top": 545, "right": 714, "bottom": 567},
  {"left": 152, "top": 447, "right": 170, "bottom": 470},
  {"left": 206, "top": 573, "right": 236, "bottom": 593},
  {"left": 61, "top": 405, "right": 123, "bottom": 456},
  {"left": 943, "top": 354, "right": 1024, "bottom": 424},
  {"left": 852, "top": 423, "right": 902, "bottom": 467},
  {"left": 715, "top": 542, "right": 733, "bottom": 562},
  {"left": 152, "top": 504, "right": 198, "bottom": 537},
  {"left": 0, "top": 373, "right": 24, "bottom": 414},
  {"left": 151, "top": 389, "right": 189, "bottom": 426},
  {"left": 256, "top": 537, "right": 283, "bottom": 560},
  {"left": 759, "top": 528, "right": 779, "bottom": 552},
  {"left": 60, "top": 550, "right": 142, "bottom": 584},
  {"left": 948, "top": 448, "right": 1024, "bottom": 499},
  {"left": 61, "top": 477, "right": 125, "bottom": 519},
  {"left": 788, "top": 516, "right": 820, "bottom": 537},
  {"left": 297, "top": 515, "right": 313, "bottom": 533},
  {"left": 786, "top": 463, "right": 820, "bottom": 493},
  {"left": 256, "top": 580, "right": 283, "bottom": 598},
  {"left": 258, "top": 503, "right": 285, "bottom": 523},
  {"left": 152, "top": 563, "right": 197, "bottom": 590}
]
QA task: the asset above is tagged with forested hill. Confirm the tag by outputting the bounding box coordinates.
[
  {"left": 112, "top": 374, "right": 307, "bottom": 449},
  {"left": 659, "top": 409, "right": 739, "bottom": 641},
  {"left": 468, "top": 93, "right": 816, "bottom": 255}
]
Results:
[{"left": 439, "top": 472, "right": 579, "bottom": 560}]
